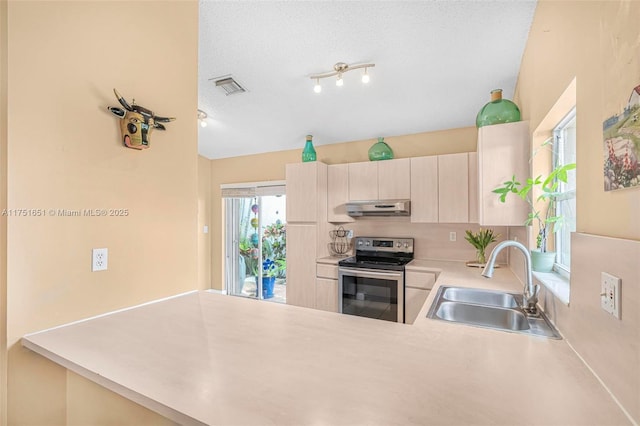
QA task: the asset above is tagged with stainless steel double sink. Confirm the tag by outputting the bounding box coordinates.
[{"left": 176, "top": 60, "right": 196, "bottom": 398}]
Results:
[{"left": 426, "top": 286, "right": 561, "bottom": 339}]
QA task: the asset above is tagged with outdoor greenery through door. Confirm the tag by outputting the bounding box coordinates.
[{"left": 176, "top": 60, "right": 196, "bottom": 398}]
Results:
[{"left": 224, "top": 190, "right": 286, "bottom": 303}]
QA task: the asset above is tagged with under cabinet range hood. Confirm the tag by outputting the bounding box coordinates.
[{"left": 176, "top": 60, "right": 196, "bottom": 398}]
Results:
[{"left": 346, "top": 200, "right": 411, "bottom": 217}]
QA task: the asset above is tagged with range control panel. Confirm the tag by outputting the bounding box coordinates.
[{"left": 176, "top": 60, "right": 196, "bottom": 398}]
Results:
[{"left": 354, "top": 237, "right": 414, "bottom": 254}]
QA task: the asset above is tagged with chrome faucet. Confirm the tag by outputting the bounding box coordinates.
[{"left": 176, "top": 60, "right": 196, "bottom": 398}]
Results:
[{"left": 481, "top": 240, "right": 540, "bottom": 316}]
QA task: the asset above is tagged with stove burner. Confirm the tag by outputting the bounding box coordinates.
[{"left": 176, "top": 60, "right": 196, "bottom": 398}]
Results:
[
  {"left": 338, "top": 236, "right": 414, "bottom": 271},
  {"left": 338, "top": 256, "right": 413, "bottom": 271}
]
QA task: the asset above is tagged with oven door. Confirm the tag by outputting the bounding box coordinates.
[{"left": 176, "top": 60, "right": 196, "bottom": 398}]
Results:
[{"left": 338, "top": 267, "right": 404, "bottom": 323}]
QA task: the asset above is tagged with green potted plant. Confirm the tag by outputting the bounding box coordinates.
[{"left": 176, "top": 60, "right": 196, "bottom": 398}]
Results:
[
  {"left": 464, "top": 228, "right": 499, "bottom": 266},
  {"left": 492, "top": 157, "right": 576, "bottom": 272}
]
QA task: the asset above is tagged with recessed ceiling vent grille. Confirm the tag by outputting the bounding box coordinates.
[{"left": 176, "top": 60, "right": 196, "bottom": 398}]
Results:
[{"left": 211, "top": 76, "right": 247, "bottom": 96}]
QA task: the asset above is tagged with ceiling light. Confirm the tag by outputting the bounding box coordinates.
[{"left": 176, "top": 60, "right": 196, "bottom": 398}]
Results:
[
  {"left": 310, "top": 61, "right": 375, "bottom": 92},
  {"left": 362, "top": 68, "right": 370, "bottom": 84},
  {"left": 197, "top": 109, "right": 208, "bottom": 128}
]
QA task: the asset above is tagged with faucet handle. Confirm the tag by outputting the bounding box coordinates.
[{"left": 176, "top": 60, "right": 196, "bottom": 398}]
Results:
[
  {"left": 532, "top": 284, "right": 540, "bottom": 298},
  {"left": 524, "top": 284, "right": 541, "bottom": 316}
]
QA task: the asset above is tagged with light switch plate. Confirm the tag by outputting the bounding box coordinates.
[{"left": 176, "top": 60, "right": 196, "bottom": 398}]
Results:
[
  {"left": 92, "top": 248, "right": 108, "bottom": 272},
  {"left": 601, "top": 272, "right": 621, "bottom": 319}
]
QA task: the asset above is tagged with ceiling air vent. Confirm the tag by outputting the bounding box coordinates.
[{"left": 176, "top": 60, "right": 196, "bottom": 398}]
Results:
[{"left": 211, "top": 76, "right": 247, "bottom": 96}]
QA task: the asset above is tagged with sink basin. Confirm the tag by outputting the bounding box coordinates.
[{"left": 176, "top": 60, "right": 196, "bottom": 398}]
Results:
[
  {"left": 435, "top": 302, "right": 529, "bottom": 331},
  {"left": 441, "top": 287, "right": 519, "bottom": 308},
  {"left": 427, "top": 286, "right": 561, "bottom": 339}
]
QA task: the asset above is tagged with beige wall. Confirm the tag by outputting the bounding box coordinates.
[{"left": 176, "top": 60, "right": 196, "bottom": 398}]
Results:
[
  {"left": 540, "top": 233, "right": 640, "bottom": 423},
  {"left": 197, "top": 155, "right": 211, "bottom": 290},
  {"left": 5, "top": 1, "right": 198, "bottom": 424},
  {"left": 209, "top": 127, "right": 476, "bottom": 289},
  {"left": 515, "top": 1, "right": 640, "bottom": 422},
  {"left": 515, "top": 0, "right": 640, "bottom": 240}
]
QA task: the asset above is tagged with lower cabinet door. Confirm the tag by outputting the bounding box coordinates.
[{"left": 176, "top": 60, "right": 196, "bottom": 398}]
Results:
[
  {"left": 286, "top": 224, "right": 317, "bottom": 308},
  {"left": 316, "top": 278, "right": 339, "bottom": 312},
  {"left": 405, "top": 287, "right": 430, "bottom": 324}
]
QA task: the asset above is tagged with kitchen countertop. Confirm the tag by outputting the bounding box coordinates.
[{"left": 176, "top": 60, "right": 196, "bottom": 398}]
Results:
[{"left": 22, "top": 261, "right": 630, "bottom": 425}]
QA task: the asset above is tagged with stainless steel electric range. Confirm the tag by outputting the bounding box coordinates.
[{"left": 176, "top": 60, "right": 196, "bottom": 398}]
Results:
[{"left": 338, "top": 237, "right": 414, "bottom": 323}]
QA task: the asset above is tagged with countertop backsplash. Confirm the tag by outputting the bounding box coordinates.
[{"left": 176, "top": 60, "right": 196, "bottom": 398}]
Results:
[{"left": 341, "top": 220, "right": 512, "bottom": 264}]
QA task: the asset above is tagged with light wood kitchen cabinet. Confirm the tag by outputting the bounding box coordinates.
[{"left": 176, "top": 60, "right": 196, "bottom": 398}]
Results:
[
  {"left": 286, "top": 162, "right": 328, "bottom": 310},
  {"left": 378, "top": 158, "right": 411, "bottom": 199},
  {"left": 348, "top": 161, "right": 378, "bottom": 201},
  {"left": 405, "top": 270, "right": 436, "bottom": 290},
  {"left": 468, "top": 152, "right": 479, "bottom": 223},
  {"left": 286, "top": 224, "right": 317, "bottom": 309},
  {"left": 410, "top": 156, "right": 438, "bottom": 223},
  {"left": 286, "top": 162, "right": 327, "bottom": 223},
  {"left": 438, "top": 153, "right": 469, "bottom": 223},
  {"left": 405, "top": 288, "right": 429, "bottom": 324},
  {"left": 316, "top": 263, "right": 339, "bottom": 280},
  {"left": 404, "top": 270, "right": 436, "bottom": 324},
  {"left": 410, "top": 153, "right": 470, "bottom": 223},
  {"left": 477, "top": 121, "right": 529, "bottom": 226},
  {"left": 315, "top": 261, "right": 339, "bottom": 312},
  {"left": 316, "top": 278, "right": 339, "bottom": 312},
  {"left": 327, "top": 164, "right": 354, "bottom": 223},
  {"left": 348, "top": 159, "right": 411, "bottom": 201}
]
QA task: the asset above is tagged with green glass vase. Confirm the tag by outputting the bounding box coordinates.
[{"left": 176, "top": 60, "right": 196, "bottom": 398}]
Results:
[
  {"left": 368, "top": 137, "right": 394, "bottom": 161},
  {"left": 301, "top": 135, "right": 316, "bottom": 162},
  {"left": 476, "top": 89, "right": 521, "bottom": 128}
]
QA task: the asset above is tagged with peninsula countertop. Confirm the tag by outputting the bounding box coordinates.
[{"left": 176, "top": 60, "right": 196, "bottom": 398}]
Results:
[{"left": 22, "top": 260, "right": 630, "bottom": 425}]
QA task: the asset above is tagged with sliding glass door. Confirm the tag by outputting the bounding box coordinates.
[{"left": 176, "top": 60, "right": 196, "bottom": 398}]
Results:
[{"left": 224, "top": 184, "right": 286, "bottom": 303}]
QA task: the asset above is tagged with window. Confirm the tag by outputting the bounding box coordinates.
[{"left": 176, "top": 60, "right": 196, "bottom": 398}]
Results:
[{"left": 552, "top": 108, "right": 576, "bottom": 274}]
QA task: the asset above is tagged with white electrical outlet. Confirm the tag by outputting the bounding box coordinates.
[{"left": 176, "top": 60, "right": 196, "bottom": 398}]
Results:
[
  {"left": 92, "top": 248, "right": 108, "bottom": 272},
  {"left": 449, "top": 232, "right": 457, "bottom": 242},
  {"left": 601, "top": 272, "right": 621, "bottom": 319}
]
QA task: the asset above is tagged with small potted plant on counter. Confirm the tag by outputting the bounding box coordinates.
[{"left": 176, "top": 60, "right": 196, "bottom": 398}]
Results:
[
  {"left": 464, "top": 228, "right": 499, "bottom": 267},
  {"left": 492, "top": 155, "right": 575, "bottom": 272}
]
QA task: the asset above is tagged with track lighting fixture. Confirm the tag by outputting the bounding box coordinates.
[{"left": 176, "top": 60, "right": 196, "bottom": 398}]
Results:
[{"left": 310, "top": 61, "right": 375, "bottom": 93}]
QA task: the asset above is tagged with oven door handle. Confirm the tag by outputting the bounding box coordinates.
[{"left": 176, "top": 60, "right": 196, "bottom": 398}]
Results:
[{"left": 338, "top": 267, "right": 403, "bottom": 279}]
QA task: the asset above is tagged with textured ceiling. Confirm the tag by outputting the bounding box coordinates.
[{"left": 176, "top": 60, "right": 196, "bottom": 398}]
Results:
[{"left": 198, "top": 0, "right": 537, "bottom": 159}]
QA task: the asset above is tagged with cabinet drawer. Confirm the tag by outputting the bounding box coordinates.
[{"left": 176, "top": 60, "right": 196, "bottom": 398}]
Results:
[
  {"left": 405, "top": 271, "right": 436, "bottom": 290},
  {"left": 317, "top": 263, "right": 338, "bottom": 280}
]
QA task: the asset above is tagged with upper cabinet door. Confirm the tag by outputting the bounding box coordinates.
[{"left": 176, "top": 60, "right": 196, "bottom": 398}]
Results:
[
  {"left": 327, "top": 164, "right": 354, "bottom": 223},
  {"left": 410, "top": 156, "right": 438, "bottom": 223},
  {"left": 286, "top": 162, "right": 319, "bottom": 223},
  {"left": 468, "top": 152, "right": 479, "bottom": 224},
  {"left": 478, "top": 121, "right": 529, "bottom": 226},
  {"left": 378, "top": 158, "right": 411, "bottom": 200},
  {"left": 438, "top": 153, "right": 469, "bottom": 223},
  {"left": 348, "top": 161, "right": 378, "bottom": 201}
]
